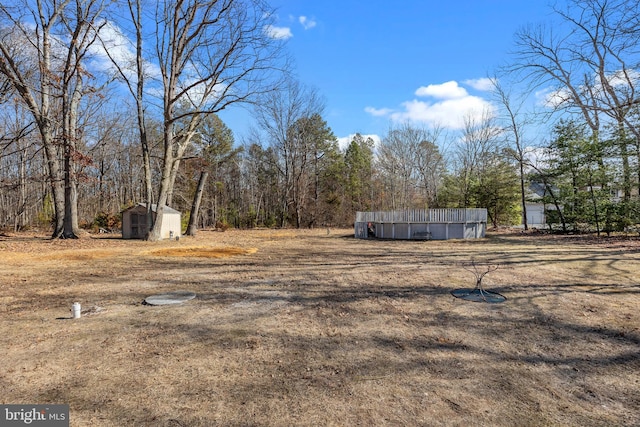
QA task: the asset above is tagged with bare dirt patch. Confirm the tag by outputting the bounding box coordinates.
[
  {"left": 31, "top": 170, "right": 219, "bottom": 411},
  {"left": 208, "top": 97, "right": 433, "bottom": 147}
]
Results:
[
  {"left": 1, "top": 228, "right": 639, "bottom": 426},
  {"left": 147, "top": 246, "right": 258, "bottom": 258}
]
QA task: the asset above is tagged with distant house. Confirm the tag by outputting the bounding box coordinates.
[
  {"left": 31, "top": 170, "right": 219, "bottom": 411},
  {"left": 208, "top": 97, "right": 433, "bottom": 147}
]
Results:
[
  {"left": 525, "top": 182, "right": 548, "bottom": 228},
  {"left": 524, "top": 182, "right": 639, "bottom": 230},
  {"left": 525, "top": 202, "right": 547, "bottom": 228},
  {"left": 524, "top": 182, "right": 564, "bottom": 229},
  {"left": 121, "top": 203, "right": 181, "bottom": 240}
]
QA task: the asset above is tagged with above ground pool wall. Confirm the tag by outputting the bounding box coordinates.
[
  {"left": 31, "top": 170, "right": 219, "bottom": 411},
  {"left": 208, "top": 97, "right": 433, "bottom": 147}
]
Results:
[{"left": 354, "top": 209, "right": 487, "bottom": 240}]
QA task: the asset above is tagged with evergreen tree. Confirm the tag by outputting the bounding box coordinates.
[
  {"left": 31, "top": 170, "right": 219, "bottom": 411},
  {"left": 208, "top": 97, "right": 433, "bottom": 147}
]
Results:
[{"left": 344, "top": 134, "right": 375, "bottom": 212}]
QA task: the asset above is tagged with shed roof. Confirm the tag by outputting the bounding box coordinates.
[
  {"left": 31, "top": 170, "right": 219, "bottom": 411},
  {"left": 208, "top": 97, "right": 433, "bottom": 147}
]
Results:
[{"left": 123, "top": 203, "right": 181, "bottom": 214}]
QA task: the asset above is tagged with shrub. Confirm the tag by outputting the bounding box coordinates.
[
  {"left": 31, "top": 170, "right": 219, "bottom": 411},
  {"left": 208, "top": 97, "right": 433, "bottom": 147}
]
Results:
[
  {"left": 214, "top": 220, "right": 230, "bottom": 231},
  {"left": 93, "top": 212, "right": 121, "bottom": 231}
]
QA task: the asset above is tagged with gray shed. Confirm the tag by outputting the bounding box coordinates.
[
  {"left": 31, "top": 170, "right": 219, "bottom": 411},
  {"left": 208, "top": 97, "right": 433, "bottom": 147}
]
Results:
[{"left": 121, "top": 203, "right": 181, "bottom": 240}]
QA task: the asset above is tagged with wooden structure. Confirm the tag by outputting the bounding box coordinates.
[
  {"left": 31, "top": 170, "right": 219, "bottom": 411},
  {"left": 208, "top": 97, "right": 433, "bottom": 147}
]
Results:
[
  {"left": 121, "top": 203, "right": 181, "bottom": 240},
  {"left": 355, "top": 209, "right": 487, "bottom": 240}
]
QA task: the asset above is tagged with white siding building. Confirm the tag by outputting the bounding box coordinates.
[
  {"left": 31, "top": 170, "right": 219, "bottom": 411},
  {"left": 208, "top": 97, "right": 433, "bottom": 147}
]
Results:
[{"left": 121, "top": 204, "right": 181, "bottom": 240}]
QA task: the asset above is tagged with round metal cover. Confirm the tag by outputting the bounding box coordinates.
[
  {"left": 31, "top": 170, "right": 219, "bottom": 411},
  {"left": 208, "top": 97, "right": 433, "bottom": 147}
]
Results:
[
  {"left": 144, "top": 291, "right": 196, "bottom": 306},
  {"left": 451, "top": 288, "right": 506, "bottom": 303}
]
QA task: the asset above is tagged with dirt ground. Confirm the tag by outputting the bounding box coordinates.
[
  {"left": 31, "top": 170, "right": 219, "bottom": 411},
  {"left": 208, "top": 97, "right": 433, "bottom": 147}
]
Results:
[{"left": 1, "top": 228, "right": 639, "bottom": 426}]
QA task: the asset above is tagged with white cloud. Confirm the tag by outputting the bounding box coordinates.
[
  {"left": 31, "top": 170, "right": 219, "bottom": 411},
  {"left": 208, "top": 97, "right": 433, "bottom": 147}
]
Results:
[
  {"left": 463, "top": 77, "right": 496, "bottom": 91},
  {"left": 535, "top": 69, "right": 640, "bottom": 111},
  {"left": 366, "top": 80, "right": 496, "bottom": 130},
  {"left": 337, "top": 134, "right": 381, "bottom": 151},
  {"left": 92, "top": 21, "right": 234, "bottom": 106},
  {"left": 264, "top": 25, "right": 293, "bottom": 40},
  {"left": 88, "top": 21, "right": 161, "bottom": 86},
  {"left": 390, "top": 97, "right": 494, "bottom": 129},
  {"left": 415, "top": 81, "right": 468, "bottom": 99},
  {"left": 264, "top": 15, "right": 315, "bottom": 40},
  {"left": 88, "top": 23, "right": 133, "bottom": 71},
  {"left": 179, "top": 73, "right": 229, "bottom": 108},
  {"left": 364, "top": 106, "right": 394, "bottom": 117},
  {"left": 606, "top": 69, "right": 640, "bottom": 88},
  {"left": 524, "top": 146, "right": 551, "bottom": 170},
  {"left": 299, "top": 16, "right": 317, "bottom": 30},
  {"left": 535, "top": 86, "right": 572, "bottom": 108}
]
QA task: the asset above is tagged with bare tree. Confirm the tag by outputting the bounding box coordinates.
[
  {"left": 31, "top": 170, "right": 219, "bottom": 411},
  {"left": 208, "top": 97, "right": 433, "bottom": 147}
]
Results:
[
  {"left": 83, "top": 108, "right": 135, "bottom": 216},
  {"left": 414, "top": 126, "right": 446, "bottom": 208},
  {"left": 0, "top": 3, "right": 66, "bottom": 236},
  {"left": 491, "top": 77, "right": 536, "bottom": 230},
  {"left": 100, "top": 0, "right": 156, "bottom": 229},
  {"left": 454, "top": 109, "right": 503, "bottom": 208},
  {"left": 239, "top": 138, "right": 281, "bottom": 227},
  {"left": 253, "top": 80, "right": 325, "bottom": 227},
  {"left": 139, "top": 0, "right": 287, "bottom": 240},
  {"left": 377, "top": 123, "right": 445, "bottom": 210},
  {"left": 556, "top": 0, "right": 640, "bottom": 204},
  {"left": 0, "top": 100, "right": 40, "bottom": 231},
  {"left": 460, "top": 259, "right": 501, "bottom": 302},
  {"left": 511, "top": 0, "right": 640, "bottom": 197},
  {"left": 378, "top": 124, "right": 420, "bottom": 210},
  {"left": 0, "top": 0, "right": 108, "bottom": 238},
  {"left": 100, "top": 0, "right": 287, "bottom": 239}
]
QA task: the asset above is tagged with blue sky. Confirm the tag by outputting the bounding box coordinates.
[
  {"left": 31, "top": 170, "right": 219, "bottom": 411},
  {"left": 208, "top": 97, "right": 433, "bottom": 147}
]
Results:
[{"left": 220, "top": 0, "right": 559, "bottom": 148}]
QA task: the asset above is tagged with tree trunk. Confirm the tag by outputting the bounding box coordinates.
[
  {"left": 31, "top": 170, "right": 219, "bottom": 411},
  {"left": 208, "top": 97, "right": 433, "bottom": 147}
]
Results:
[
  {"left": 68, "top": 76, "right": 84, "bottom": 237},
  {"left": 62, "top": 142, "right": 77, "bottom": 239},
  {"left": 166, "top": 157, "right": 181, "bottom": 207},
  {"left": 147, "top": 127, "right": 174, "bottom": 241},
  {"left": 618, "top": 122, "right": 631, "bottom": 202},
  {"left": 43, "top": 141, "right": 66, "bottom": 238},
  {"left": 545, "top": 182, "right": 567, "bottom": 233},
  {"left": 17, "top": 146, "right": 27, "bottom": 231},
  {"left": 520, "top": 161, "right": 528, "bottom": 230},
  {"left": 186, "top": 171, "right": 209, "bottom": 236},
  {"left": 131, "top": 0, "right": 154, "bottom": 237}
]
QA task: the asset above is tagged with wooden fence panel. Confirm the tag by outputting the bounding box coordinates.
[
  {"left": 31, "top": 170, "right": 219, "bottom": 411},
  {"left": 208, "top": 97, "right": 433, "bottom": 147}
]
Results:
[
  {"left": 356, "top": 209, "right": 487, "bottom": 223},
  {"left": 354, "top": 209, "right": 487, "bottom": 240}
]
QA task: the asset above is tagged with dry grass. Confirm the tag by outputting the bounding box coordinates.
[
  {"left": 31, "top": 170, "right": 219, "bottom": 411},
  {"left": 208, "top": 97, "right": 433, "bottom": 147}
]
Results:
[{"left": 1, "top": 228, "right": 639, "bottom": 426}]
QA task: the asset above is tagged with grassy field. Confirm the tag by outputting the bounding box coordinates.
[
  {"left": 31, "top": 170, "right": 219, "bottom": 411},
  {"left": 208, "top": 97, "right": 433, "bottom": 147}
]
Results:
[{"left": 1, "top": 228, "right": 639, "bottom": 426}]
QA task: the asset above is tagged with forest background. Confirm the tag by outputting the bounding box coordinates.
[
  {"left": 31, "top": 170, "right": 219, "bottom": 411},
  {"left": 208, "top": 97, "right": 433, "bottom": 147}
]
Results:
[{"left": 1, "top": 0, "right": 639, "bottom": 239}]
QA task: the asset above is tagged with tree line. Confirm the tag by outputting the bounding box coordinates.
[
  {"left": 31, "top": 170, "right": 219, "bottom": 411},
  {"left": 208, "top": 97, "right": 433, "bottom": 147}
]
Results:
[{"left": 1, "top": 0, "right": 639, "bottom": 238}]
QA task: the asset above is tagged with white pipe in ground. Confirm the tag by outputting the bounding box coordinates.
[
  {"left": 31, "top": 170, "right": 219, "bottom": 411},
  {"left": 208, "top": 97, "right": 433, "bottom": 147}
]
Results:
[{"left": 72, "top": 302, "right": 81, "bottom": 319}]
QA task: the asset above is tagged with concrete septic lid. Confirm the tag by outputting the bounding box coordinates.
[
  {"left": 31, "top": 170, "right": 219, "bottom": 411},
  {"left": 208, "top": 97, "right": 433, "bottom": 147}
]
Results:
[{"left": 144, "top": 291, "right": 196, "bottom": 306}]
